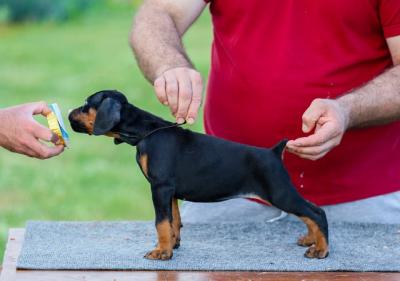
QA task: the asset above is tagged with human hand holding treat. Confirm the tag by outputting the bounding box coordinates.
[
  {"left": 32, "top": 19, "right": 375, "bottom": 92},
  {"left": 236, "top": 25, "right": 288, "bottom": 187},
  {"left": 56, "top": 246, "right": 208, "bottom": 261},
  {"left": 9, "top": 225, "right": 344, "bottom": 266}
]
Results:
[{"left": 0, "top": 102, "right": 65, "bottom": 159}]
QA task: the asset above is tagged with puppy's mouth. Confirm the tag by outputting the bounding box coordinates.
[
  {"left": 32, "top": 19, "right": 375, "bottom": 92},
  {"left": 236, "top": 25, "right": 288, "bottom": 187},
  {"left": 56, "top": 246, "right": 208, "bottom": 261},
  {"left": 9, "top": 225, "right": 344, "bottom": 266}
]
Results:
[{"left": 70, "top": 121, "right": 90, "bottom": 134}]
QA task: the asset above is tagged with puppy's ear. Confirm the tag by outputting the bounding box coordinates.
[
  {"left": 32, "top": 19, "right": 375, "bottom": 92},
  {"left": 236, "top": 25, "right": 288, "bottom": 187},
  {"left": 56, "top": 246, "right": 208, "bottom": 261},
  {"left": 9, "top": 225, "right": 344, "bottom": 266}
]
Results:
[{"left": 93, "top": 97, "right": 121, "bottom": 135}]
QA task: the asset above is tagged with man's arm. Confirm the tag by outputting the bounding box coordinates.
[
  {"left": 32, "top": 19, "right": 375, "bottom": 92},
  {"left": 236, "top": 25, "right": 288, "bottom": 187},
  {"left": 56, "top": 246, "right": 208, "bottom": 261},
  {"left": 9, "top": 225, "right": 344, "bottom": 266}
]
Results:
[
  {"left": 0, "top": 102, "right": 64, "bottom": 159},
  {"left": 287, "top": 36, "right": 400, "bottom": 160},
  {"left": 130, "top": 0, "right": 206, "bottom": 124}
]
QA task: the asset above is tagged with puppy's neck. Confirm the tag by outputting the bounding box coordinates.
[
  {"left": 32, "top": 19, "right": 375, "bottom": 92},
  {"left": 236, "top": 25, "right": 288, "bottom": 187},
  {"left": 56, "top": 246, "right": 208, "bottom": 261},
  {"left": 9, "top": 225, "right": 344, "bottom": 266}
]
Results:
[{"left": 114, "top": 103, "right": 174, "bottom": 145}]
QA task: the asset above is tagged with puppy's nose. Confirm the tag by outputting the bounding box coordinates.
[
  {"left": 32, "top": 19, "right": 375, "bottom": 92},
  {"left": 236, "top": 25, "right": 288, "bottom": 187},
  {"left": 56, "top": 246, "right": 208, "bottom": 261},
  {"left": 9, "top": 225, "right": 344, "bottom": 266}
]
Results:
[{"left": 68, "top": 110, "right": 76, "bottom": 122}]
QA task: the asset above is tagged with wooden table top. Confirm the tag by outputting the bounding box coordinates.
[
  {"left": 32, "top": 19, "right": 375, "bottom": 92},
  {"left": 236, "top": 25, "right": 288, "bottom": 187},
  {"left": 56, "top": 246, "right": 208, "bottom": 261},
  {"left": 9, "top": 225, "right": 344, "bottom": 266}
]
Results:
[{"left": 1, "top": 228, "right": 399, "bottom": 281}]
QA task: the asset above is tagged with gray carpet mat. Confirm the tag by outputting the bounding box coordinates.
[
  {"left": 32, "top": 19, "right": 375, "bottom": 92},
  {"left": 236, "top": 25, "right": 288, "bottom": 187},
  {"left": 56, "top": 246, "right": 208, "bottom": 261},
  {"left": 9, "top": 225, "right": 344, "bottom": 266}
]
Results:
[{"left": 17, "top": 220, "right": 400, "bottom": 271}]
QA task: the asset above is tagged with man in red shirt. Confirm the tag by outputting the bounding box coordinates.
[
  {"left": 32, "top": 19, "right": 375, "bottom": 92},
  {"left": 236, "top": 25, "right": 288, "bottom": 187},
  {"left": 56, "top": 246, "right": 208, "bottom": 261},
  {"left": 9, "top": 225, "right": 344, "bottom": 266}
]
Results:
[{"left": 130, "top": 0, "right": 400, "bottom": 223}]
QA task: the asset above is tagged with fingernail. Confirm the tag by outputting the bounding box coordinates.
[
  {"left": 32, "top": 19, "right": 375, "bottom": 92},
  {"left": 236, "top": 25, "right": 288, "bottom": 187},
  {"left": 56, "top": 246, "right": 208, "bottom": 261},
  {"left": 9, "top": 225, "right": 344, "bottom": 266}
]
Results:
[
  {"left": 177, "top": 118, "right": 185, "bottom": 124},
  {"left": 302, "top": 124, "right": 308, "bottom": 132},
  {"left": 187, "top": 118, "right": 194, "bottom": 125},
  {"left": 50, "top": 133, "right": 60, "bottom": 144},
  {"left": 163, "top": 101, "right": 169, "bottom": 106}
]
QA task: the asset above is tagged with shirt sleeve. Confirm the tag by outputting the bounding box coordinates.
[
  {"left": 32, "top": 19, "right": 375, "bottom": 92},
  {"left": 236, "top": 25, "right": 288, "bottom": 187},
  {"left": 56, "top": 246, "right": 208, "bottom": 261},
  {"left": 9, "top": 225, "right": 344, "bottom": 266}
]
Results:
[{"left": 380, "top": 0, "right": 400, "bottom": 38}]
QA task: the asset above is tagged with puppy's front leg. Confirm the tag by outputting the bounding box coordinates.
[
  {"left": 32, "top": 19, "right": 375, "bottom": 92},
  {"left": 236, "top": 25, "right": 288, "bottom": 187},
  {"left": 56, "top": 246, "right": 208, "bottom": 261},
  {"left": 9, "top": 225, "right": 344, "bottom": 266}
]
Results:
[{"left": 144, "top": 183, "right": 174, "bottom": 260}]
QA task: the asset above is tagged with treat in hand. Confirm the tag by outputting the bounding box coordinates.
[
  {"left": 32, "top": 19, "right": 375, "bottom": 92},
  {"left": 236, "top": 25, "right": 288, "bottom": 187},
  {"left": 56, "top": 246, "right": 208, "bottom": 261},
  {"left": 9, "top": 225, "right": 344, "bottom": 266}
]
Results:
[{"left": 46, "top": 103, "right": 70, "bottom": 147}]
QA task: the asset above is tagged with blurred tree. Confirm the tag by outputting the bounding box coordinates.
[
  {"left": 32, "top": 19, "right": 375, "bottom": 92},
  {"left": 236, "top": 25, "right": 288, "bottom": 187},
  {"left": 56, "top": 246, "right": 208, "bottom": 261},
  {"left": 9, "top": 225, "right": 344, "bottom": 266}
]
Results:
[{"left": 0, "top": 0, "right": 98, "bottom": 23}]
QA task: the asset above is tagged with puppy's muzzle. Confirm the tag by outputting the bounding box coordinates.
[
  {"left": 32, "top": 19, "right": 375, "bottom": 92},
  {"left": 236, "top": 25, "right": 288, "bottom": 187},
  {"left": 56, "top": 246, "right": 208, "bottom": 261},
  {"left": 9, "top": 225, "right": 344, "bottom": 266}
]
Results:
[{"left": 68, "top": 108, "right": 90, "bottom": 134}]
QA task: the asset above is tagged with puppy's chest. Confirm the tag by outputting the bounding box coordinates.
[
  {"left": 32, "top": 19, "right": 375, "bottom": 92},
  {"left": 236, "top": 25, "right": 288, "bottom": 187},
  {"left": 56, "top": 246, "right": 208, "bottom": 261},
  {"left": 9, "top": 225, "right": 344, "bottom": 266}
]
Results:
[{"left": 136, "top": 150, "right": 150, "bottom": 179}]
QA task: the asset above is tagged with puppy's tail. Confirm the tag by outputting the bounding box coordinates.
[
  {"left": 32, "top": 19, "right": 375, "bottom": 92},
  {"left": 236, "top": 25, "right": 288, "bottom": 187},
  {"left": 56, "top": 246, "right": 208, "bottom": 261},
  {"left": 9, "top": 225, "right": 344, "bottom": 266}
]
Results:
[{"left": 272, "top": 139, "right": 288, "bottom": 159}]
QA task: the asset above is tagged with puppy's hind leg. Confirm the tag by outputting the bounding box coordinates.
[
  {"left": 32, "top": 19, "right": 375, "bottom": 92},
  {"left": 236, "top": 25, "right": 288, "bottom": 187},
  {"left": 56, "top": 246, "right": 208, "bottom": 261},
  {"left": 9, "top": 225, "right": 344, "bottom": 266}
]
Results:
[
  {"left": 144, "top": 183, "right": 174, "bottom": 260},
  {"left": 261, "top": 178, "right": 329, "bottom": 258},
  {"left": 296, "top": 203, "right": 329, "bottom": 259}
]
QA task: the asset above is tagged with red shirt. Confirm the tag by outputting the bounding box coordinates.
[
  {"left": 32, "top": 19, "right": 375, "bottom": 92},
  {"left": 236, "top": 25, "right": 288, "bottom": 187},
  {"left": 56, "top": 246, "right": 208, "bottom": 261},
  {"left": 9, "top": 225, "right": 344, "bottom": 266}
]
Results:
[{"left": 204, "top": 0, "right": 400, "bottom": 205}]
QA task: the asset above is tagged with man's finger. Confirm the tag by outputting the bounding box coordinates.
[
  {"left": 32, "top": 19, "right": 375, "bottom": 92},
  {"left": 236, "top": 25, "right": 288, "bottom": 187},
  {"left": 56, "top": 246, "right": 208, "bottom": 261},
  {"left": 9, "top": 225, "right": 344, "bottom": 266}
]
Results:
[
  {"left": 164, "top": 72, "right": 179, "bottom": 115},
  {"left": 38, "top": 145, "right": 64, "bottom": 159},
  {"left": 31, "top": 122, "right": 59, "bottom": 143},
  {"left": 48, "top": 145, "right": 65, "bottom": 158},
  {"left": 301, "top": 99, "right": 325, "bottom": 133},
  {"left": 11, "top": 143, "right": 38, "bottom": 158},
  {"left": 175, "top": 71, "right": 192, "bottom": 124},
  {"left": 289, "top": 150, "right": 329, "bottom": 161},
  {"left": 287, "top": 137, "right": 339, "bottom": 156},
  {"left": 289, "top": 122, "right": 339, "bottom": 147},
  {"left": 28, "top": 138, "right": 64, "bottom": 159},
  {"left": 154, "top": 76, "right": 168, "bottom": 105},
  {"left": 186, "top": 71, "right": 203, "bottom": 124},
  {"left": 31, "top": 101, "right": 52, "bottom": 117}
]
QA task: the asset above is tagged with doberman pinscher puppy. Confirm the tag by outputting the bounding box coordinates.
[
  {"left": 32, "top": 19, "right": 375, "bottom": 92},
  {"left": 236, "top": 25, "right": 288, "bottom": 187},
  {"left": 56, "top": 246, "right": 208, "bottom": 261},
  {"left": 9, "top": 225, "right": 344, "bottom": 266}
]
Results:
[{"left": 68, "top": 90, "right": 329, "bottom": 260}]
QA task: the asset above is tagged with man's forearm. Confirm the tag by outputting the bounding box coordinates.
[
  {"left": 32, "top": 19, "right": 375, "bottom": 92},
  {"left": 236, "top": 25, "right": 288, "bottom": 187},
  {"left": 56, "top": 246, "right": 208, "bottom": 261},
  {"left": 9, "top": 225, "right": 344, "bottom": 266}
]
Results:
[
  {"left": 337, "top": 65, "right": 400, "bottom": 129},
  {"left": 130, "top": 3, "right": 193, "bottom": 82}
]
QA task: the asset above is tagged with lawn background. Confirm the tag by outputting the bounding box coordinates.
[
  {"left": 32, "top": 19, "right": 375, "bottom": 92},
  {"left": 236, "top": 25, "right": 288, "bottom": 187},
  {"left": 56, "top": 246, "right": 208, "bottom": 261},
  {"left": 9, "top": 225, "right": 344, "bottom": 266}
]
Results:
[{"left": 0, "top": 1, "right": 212, "bottom": 259}]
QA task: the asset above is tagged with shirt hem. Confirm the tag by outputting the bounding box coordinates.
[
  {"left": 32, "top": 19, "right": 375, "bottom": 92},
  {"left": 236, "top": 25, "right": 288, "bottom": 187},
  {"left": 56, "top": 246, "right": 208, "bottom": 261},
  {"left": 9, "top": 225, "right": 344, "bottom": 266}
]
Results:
[
  {"left": 247, "top": 186, "right": 400, "bottom": 207},
  {"left": 383, "top": 23, "right": 400, "bottom": 38}
]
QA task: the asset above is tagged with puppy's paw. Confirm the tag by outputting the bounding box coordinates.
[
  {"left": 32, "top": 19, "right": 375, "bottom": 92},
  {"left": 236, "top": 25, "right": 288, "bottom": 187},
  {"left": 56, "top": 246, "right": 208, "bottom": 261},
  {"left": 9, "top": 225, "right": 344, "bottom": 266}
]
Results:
[
  {"left": 304, "top": 245, "right": 329, "bottom": 259},
  {"left": 144, "top": 248, "right": 173, "bottom": 260},
  {"left": 297, "top": 235, "right": 315, "bottom": 247}
]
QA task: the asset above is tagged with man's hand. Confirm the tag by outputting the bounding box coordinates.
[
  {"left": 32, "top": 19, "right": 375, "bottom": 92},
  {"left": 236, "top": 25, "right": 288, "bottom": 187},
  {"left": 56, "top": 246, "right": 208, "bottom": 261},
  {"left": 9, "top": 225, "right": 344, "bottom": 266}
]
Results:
[
  {"left": 0, "top": 102, "right": 64, "bottom": 159},
  {"left": 130, "top": 0, "right": 206, "bottom": 124},
  {"left": 286, "top": 99, "right": 350, "bottom": 161},
  {"left": 154, "top": 67, "right": 203, "bottom": 124}
]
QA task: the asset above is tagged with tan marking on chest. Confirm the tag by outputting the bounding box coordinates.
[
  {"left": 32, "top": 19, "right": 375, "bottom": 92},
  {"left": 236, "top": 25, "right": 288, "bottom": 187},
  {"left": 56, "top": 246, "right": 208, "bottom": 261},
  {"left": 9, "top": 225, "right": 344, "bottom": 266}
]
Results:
[
  {"left": 105, "top": 132, "right": 120, "bottom": 138},
  {"left": 139, "top": 153, "right": 149, "bottom": 177}
]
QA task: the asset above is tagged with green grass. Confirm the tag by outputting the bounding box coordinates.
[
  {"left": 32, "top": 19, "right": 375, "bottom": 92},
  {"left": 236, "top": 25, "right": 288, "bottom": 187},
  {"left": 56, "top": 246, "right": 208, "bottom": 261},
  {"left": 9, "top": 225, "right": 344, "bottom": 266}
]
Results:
[{"left": 0, "top": 2, "right": 212, "bottom": 259}]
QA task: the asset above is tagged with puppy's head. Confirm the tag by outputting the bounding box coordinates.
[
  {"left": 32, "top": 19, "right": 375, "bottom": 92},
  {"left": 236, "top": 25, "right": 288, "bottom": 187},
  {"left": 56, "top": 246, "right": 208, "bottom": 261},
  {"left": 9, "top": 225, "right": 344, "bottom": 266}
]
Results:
[{"left": 68, "top": 90, "right": 127, "bottom": 136}]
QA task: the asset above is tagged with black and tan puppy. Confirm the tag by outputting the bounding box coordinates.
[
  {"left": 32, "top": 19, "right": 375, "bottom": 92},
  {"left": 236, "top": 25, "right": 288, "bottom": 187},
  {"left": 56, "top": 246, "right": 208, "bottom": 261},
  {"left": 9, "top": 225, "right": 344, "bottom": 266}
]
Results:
[{"left": 69, "top": 90, "right": 329, "bottom": 260}]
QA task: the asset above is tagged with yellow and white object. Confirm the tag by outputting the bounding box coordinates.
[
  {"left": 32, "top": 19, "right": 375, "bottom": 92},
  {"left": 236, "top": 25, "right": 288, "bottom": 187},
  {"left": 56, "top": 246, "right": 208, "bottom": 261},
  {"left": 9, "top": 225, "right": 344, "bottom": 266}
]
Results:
[{"left": 46, "top": 103, "right": 70, "bottom": 147}]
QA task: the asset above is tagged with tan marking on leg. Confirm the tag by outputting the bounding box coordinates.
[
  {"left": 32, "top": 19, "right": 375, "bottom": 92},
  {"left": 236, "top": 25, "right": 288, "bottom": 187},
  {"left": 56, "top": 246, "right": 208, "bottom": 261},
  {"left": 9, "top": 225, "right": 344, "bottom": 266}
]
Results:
[
  {"left": 300, "top": 217, "right": 329, "bottom": 259},
  {"left": 144, "top": 220, "right": 173, "bottom": 260},
  {"left": 139, "top": 154, "right": 149, "bottom": 177},
  {"left": 157, "top": 220, "right": 173, "bottom": 251},
  {"left": 297, "top": 218, "right": 315, "bottom": 247},
  {"left": 172, "top": 198, "right": 182, "bottom": 249}
]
